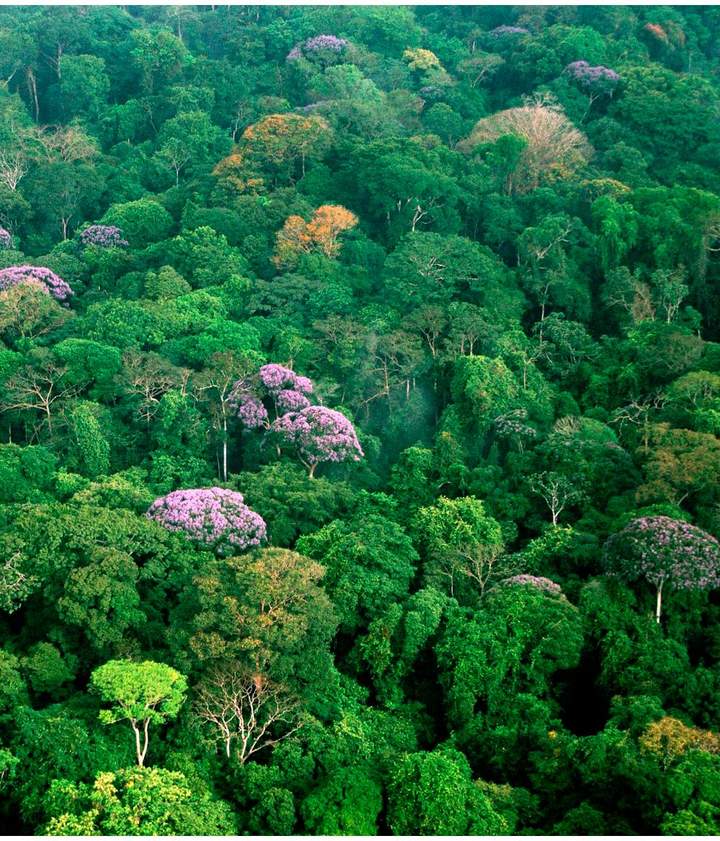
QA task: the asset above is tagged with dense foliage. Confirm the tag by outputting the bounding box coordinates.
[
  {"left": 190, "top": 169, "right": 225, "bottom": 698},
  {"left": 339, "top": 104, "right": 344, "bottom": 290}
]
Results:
[{"left": 3, "top": 4, "right": 720, "bottom": 835}]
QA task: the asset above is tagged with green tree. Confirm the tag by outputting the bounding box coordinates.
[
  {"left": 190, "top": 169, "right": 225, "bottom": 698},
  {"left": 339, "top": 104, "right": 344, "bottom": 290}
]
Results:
[{"left": 90, "top": 660, "right": 187, "bottom": 766}]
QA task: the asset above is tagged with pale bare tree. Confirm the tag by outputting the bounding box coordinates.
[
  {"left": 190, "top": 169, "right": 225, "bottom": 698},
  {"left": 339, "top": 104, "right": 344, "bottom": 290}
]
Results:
[
  {"left": 194, "top": 666, "right": 302, "bottom": 763},
  {"left": 119, "top": 350, "right": 187, "bottom": 426},
  {"left": 0, "top": 355, "right": 80, "bottom": 437},
  {"left": 0, "top": 148, "right": 28, "bottom": 191},
  {"left": 610, "top": 392, "right": 668, "bottom": 453},
  {"left": 460, "top": 94, "right": 592, "bottom": 194},
  {"left": 530, "top": 471, "right": 583, "bottom": 526},
  {"left": 35, "top": 125, "right": 98, "bottom": 164}
]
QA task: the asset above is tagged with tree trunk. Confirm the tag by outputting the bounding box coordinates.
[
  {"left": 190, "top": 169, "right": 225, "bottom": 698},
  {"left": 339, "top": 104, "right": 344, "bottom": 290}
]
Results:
[
  {"left": 655, "top": 580, "right": 663, "bottom": 624},
  {"left": 222, "top": 418, "right": 228, "bottom": 482},
  {"left": 308, "top": 462, "right": 317, "bottom": 479}
]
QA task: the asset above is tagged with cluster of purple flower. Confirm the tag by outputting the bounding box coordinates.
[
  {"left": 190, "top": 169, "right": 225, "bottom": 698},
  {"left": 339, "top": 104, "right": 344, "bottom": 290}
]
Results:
[
  {"left": 494, "top": 409, "right": 537, "bottom": 442},
  {"left": 287, "top": 34, "right": 348, "bottom": 61},
  {"left": 490, "top": 25, "right": 530, "bottom": 37},
  {"left": 272, "top": 405, "right": 363, "bottom": 472},
  {"left": 231, "top": 363, "right": 362, "bottom": 475},
  {"left": 80, "top": 224, "right": 129, "bottom": 248},
  {"left": 0, "top": 227, "right": 13, "bottom": 249},
  {"left": 604, "top": 515, "right": 720, "bottom": 591},
  {"left": 565, "top": 60, "right": 620, "bottom": 90},
  {"left": 229, "top": 364, "right": 314, "bottom": 430},
  {"left": 0, "top": 265, "right": 73, "bottom": 302},
  {"left": 502, "top": 574, "right": 563, "bottom": 596},
  {"left": 147, "top": 487, "right": 266, "bottom": 555}
]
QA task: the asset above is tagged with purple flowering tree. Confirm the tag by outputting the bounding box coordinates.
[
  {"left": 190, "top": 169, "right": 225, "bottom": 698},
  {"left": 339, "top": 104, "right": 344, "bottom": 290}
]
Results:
[
  {"left": 0, "top": 265, "right": 73, "bottom": 302},
  {"left": 565, "top": 61, "right": 620, "bottom": 118},
  {"left": 603, "top": 516, "right": 720, "bottom": 622},
  {"left": 287, "top": 34, "right": 349, "bottom": 63},
  {"left": 0, "top": 227, "right": 13, "bottom": 249},
  {"left": 147, "top": 487, "right": 266, "bottom": 556},
  {"left": 272, "top": 405, "right": 363, "bottom": 478},
  {"left": 489, "top": 25, "right": 530, "bottom": 37},
  {"left": 229, "top": 363, "right": 313, "bottom": 430},
  {"left": 566, "top": 61, "right": 620, "bottom": 95},
  {"left": 230, "top": 363, "right": 362, "bottom": 477},
  {"left": 80, "top": 224, "right": 129, "bottom": 248},
  {"left": 501, "top": 574, "right": 563, "bottom": 597}
]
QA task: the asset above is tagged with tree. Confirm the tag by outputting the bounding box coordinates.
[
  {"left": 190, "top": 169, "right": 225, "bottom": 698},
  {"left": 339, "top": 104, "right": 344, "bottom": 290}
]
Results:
[
  {"left": 0, "top": 265, "right": 72, "bottom": 301},
  {"left": 272, "top": 405, "right": 363, "bottom": 478},
  {"left": 101, "top": 198, "right": 173, "bottom": 248},
  {"left": 414, "top": 495, "right": 507, "bottom": 601},
  {"left": 460, "top": 95, "right": 591, "bottom": 193},
  {"left": 603, "top": 516, "right": 720, "bottom": 622},
  {"left": 146, "top": 487, "right": 266, "bottom": 556},
  {"left": 155, "top": 110, "right": 230, "bottom": 186},
  {"left": 273, "top": 205, "right": 358, "bottom": 268},
  {"left": 387, "top": 749, "right": 508, "bottom": 835},
  {"left": 90, "top": 660, "right": 188, "bottom": 766},
  {"left": 529, "top": 471, "right": 584, "bottom": 526},
  {"left": 43, "top": 767, "right": 236, "bottom": 835},
  {"left": 193, "top": 664, "right": 302, "bottom": 762},
  {"left": 179, "top": 548, "right": 337, "bottom": 690},
  {"left": 296, "top": 510, "right": 418, "bottom": 632},
  {"left": 241, "top": 113, "right": 332, "bottom": 182}
]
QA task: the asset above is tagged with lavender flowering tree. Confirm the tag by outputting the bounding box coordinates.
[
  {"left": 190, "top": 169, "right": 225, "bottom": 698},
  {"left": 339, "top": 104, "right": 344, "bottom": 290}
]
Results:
[
  {"left": 147, "top": 487, "right": 266, "bottom": 556},
  {"left": 0, "top": 227, "right": 12, "bottom": 249},
  {"left": 80, "top": 224, "right": 129, "bottom": 248},
  {"left": 0, "top": 265, "right": 73, "bottom": 302},
  {"left": 489, "top": 25, "right": 530, "bottom": 37},
  {"left": 230, "top": 363, "right": 313, "bottom": 429},
  {"left": 603, "top": 515, "right": 720, "bottom": 622},
  {"left": 230, "top": 363, "right": 362, "bottom": 477},
  {"left": 566, "top": 61, "right": 620, "bottom": 118},
  {"left": 272, "top": 405, "right": 363, "bottom": 478},
  {"left": 501, "top": 574, "right": 563, "bottom": 597},
  {"left": 287, "top": 34, "right": 348, "bottom": 63}
]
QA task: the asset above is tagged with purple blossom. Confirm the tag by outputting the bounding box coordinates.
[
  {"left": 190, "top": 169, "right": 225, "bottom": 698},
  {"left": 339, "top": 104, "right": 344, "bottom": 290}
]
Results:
[
  {"left": 258, "top": 363, "right": 299, "bottom": 393},
  {"left": 0, "top": 227, "right": 12, "bottom": 249},
  {"left": 276, "top": 388, "right": 311, "bottom": 413},
  {"left": 604, "top": 516, "right": 720, "bottom": 594},
  {"left": 80, "top": 224, "right": 128, "bottom": 248},
  {"left": 566, "top": 60, "right": 620, "bottom": 92},
  {"left": 272, "top": 405, "right": 363, "bottom": 475},
  {"left": 0, "top": 265, "right": 73, "bottom": 302},
  {"left": 502, "top": 574, "right": 563, "bottom": 596},
  {"left": 287, "top": 34, "right": 348, "bottom": 63},
  {"left": 490, "top": 25, "right": 530, "bottom": 37},
  {"left": 231, "top": 390, "right": 269, "bottom": 429},
  {"left": 294, "top": 375, "right": 314, "bottom": 396},
  {"left": 304, "top": 34, "right": 348, "bottom": 52},
  {"left": 147, "top": 487, "right": 266, "bottom": 555}
]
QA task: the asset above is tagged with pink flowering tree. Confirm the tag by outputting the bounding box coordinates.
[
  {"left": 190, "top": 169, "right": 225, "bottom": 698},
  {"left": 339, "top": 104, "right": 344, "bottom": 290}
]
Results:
[
  {"left": 287, "top": 34, "right": 349, "bottom": 64},
  {"left": 0, "top": 265, "right": 73, "bottom": 302},
  {"left": 501, "top": 574, "right": 563, "bottom": 597},
  {"left": 230, "top": 363, "right": 362, "bottom": 477},
  {"left": 272, "top": 405, "right": 363, "bottom": 478},
  {"left": 229, "top": 363, "right": 313, "bottom": 430},
  {"left": 603, "top": 516, "right": 720, "bottom": 622},
  {"left": 147, "top": 487, "right": 266, "bottom": 556},
  {"left": 80, "top": 224, "right": 128, "bottom": 248}
]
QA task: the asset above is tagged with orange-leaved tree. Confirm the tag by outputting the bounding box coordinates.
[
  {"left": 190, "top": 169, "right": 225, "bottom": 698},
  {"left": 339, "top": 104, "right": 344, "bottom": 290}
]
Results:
[{"left": 274, "top": 205, "right": 358, "bottom": 268}]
